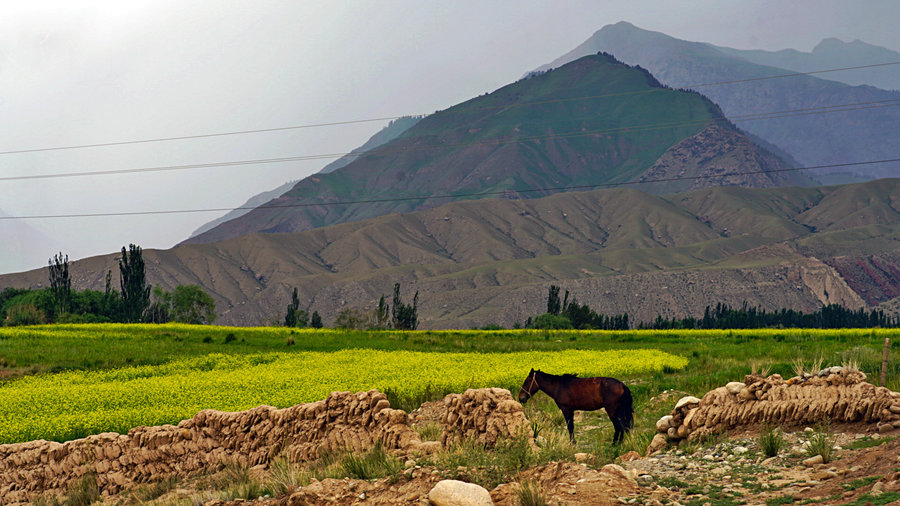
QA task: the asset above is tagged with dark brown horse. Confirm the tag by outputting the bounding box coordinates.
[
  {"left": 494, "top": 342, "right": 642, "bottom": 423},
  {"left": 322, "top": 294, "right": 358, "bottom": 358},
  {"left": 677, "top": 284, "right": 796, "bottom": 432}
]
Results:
[{"left": 518, "top": 368, "right": 633, "bottom": 444}]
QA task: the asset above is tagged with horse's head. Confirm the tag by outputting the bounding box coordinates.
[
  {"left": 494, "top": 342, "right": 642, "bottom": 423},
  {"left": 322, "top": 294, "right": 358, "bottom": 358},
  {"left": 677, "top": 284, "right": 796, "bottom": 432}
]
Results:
[{"left": 518, "top": 368, "right": 539, "bottom": 404}]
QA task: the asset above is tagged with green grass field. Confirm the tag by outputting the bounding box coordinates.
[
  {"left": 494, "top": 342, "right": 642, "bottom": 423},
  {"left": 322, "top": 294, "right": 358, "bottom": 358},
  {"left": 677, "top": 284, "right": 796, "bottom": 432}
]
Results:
[{"left": 1, "top": 324, "right": 898, "bottom": 449}]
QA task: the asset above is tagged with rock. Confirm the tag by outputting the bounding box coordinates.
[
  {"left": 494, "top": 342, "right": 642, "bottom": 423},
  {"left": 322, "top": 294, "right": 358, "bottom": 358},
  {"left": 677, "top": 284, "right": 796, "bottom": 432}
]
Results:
[
  {"left": 574, "top": 453, "right": 590, "bottom": 463},
  {"left": 428, "top": 480, "right": 494, "bottom": 506},
  {"left": 656, "top": 415, "right": 673, "bottom": 431},
  {"left": 725, "top": 382, "right": 744, "bottom": 394},
  {"left": 674, "top": 396, "right": 701, "bottom": 410},
  {"left": 600, "top": 464, "right": 636, "bottom": 483},
  {"left": 618, "top": 451, "right": 641, "bottom": 462},
  {"left": 802, "top": 455, "right": 824, "bottom": 466},
  {"left": 646, "top": 434, "right": 668, "bottom": 456}
]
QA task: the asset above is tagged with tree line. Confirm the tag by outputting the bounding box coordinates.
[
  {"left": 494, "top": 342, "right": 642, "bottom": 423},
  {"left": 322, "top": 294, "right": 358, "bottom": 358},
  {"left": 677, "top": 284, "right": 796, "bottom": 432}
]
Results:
[
  {"left": 524, "top": 285, "right": 630, "bottom": 330},
  {"left": 286, "top": 283, "right": 419, "bottom": 331},
  {"left": 522, "top": 285, "right": 899, "bottom": 330},
  {"left": 1, "top": 245, "right": 216, "bottom": 326},
  {"left": 640, "top": 301, "right": 900, "bottom": 330}
]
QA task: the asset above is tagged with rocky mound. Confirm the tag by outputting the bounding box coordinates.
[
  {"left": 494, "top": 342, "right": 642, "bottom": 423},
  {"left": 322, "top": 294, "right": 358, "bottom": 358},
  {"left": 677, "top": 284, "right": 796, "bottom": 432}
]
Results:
[
  {"left": 648, "top": 367, "right": 900, "bottom": 454},
  {"left": 440, "top": 387, "right": 531, "bottom": 447},
  {"left": 0, "top": 388, "right": 526, "bottom": 504}
]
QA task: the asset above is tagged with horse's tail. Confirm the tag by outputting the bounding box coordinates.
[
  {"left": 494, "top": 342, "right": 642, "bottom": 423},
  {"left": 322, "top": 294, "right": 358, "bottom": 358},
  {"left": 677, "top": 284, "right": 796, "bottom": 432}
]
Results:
[{"left": 616, "top": 383, "right": 634, "bottom": 433}]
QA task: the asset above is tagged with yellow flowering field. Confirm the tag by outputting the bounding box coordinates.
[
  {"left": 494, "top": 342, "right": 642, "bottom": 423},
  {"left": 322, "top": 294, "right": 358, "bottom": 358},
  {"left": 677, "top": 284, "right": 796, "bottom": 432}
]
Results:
[{"left": 0, "top": 348, "right": 686, "bottom": 444}]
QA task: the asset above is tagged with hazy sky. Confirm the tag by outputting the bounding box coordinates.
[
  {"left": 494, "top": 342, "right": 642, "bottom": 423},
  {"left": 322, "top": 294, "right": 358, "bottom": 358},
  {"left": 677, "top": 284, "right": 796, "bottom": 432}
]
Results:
[{"left": 2, "top": 0, "right": 898, "bottom": 274}]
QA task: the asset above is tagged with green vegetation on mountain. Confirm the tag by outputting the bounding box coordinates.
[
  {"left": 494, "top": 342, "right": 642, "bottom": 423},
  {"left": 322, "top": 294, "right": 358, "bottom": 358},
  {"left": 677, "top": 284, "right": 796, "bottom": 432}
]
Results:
[{"left": 187, "top": 53, "right": 798, "bottom": 244}]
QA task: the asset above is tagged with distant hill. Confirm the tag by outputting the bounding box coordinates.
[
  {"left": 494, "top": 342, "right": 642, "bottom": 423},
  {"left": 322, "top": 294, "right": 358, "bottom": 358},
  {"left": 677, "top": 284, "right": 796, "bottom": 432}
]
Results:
[
  {"left": 711, "top": 38, "right": 900, "bottom": 91},
  {"left": 4, "top": 179, "right": 898, "bottom": 328},
  {"left": 185, "top": 53, "right": 805, "bottom": 245},
  {"left": 188, "top": 180, "right": 298, "bottom": 239},
  {"left": 534, "top": 22, "right": 900, "bottom": 181},
  {"left": 0, "top": 208, "right": 59, "bottom": 275}
]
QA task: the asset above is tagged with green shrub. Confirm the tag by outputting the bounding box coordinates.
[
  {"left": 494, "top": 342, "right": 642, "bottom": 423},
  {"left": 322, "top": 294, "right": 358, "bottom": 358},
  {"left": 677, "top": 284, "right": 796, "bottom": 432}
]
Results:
[
  {"left": 414, "top": 421, "right": 442, "bottom": 442},
  {"left": 64, "top": 472, "right": 100, "bottom": 506},
  {"left": 516, "top": 480, "right": 549, "bottom": 506},
  {"left": 340, "top": 442, "right": 403, "bottom": 480},
  {"left": 268, "top": 456, "right": 309, "bottom": 495},
  {"left": 530, "top": 313, "right": 573, "bottom": 330},
  {"left": 759, "top": 425, "right": 787, "bottom": 458},
  {"left": 806, "top": 423, "right": 837, "bottom": 463}
]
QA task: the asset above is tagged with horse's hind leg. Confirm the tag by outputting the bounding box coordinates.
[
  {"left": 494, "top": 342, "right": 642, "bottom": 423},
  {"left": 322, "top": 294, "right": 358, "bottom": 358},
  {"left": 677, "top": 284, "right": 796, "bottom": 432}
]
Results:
[
  {"left": 561, "top": 407, "right": 575, "bottom": 443},
  {"left": 611, "top": 417, "right": 623, "bottom": 445}
]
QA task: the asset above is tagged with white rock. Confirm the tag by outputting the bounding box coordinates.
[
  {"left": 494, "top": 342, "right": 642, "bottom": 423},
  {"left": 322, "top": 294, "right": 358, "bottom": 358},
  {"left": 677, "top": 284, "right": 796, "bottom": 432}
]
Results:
[
  {"left": 656, "top": 415, "right": 673, "bottom": 431},
  {"left": 600, "top": 463, "right": 637, "bottom": 483},
  {"left": 732, "top": 446, "right": 748, "bottom": 455},
  {"left": 674, "top": 396, "right": 701, "bottom": 410},
  {"left": 428, "top": 480, "right": 494, "bottom": 506},
  {"left": 802, "top": 455, "right": 824, "bottom": 466},
  {"left": 725, "top": 382, "right": 745, "bottom": 394}
]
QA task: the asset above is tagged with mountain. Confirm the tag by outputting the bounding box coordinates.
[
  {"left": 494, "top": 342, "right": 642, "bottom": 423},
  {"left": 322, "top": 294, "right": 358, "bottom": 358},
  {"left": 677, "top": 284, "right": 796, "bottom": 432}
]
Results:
[
  {"left": 185, "top": 53, "right": 806, "bottom": 245},
  {"left": 711, "top": 38, "right": 900, "bottom": 91},
  {"left": 187, "top": 117, "right": 422, "bottom": 241},
  {"left": 188, "top": 180, "right": 298, "bottom": 239},
  {"left": 317, "top": 116, "right": 422, "bottom": 174},
  {"left": 0, "top": 209, "right": 59, "bottom": 275},
  {"left": 534, "top": 22, "right": 900, "bottom": 181},
  {"left": 3, "top": 179, "right": 898, "bottom": 328}
]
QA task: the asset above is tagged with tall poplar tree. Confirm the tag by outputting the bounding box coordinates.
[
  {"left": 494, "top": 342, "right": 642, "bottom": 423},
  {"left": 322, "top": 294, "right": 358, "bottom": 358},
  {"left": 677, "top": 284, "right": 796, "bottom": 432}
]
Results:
[
  {"left": 48, "top": 252, "right": 71, "bottom": 317},
  {"left": 119, "top": 244, "right": 150, "bottom": 323}
]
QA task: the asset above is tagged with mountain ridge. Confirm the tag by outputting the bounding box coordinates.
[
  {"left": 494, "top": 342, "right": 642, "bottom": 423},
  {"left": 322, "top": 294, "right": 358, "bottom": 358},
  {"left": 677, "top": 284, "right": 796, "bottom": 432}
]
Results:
[
  {"left": 186, "top": 53, "right": 804, "bottom": 245},
  {"left": 533, "top": 22, "right": 900, "bottom": 181},
  {"left": 3, "top": 179, "right": 898, "bottom": 328}
]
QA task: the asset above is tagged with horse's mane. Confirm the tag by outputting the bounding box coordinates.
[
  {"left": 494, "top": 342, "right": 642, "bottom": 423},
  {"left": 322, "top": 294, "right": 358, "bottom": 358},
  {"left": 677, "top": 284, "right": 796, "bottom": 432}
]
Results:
[{"left": 536, "top": 370, "right": 580, "bottom": 382}]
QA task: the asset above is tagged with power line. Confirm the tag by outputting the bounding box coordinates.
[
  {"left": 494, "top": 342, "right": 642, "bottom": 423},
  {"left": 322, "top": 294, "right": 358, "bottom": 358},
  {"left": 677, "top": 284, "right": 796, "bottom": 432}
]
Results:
[
  {"left": 2, "top": 158, "right": 897, "bottom": 220},
  {"left": 3, "top": 98, "right": 898, "bottom": 182},
  {"left": 1, "top": 60, "right": 897, "bottom": 157}
]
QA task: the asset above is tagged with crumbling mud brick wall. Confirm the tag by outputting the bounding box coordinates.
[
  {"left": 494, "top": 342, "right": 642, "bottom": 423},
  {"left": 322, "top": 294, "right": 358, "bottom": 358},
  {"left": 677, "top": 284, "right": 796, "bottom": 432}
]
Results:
[
  {"left": 648, "top": 367, "right": 900, "bottom": 454},
  {"left": 0, "top": 387, "right": 530, "bottom": 504},
  {"left": 0, "top": 390, "right": 421, "bottom": 503}
]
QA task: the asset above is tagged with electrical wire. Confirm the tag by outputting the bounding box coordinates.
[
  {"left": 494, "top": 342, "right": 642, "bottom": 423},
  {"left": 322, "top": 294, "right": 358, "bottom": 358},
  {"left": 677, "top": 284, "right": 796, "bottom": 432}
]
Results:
[
  {"left": 2, "top": 158, "right": 897, "bottom": 220},
  {"left": 3, "top": 99, "right": 898, "bottom": 182}
]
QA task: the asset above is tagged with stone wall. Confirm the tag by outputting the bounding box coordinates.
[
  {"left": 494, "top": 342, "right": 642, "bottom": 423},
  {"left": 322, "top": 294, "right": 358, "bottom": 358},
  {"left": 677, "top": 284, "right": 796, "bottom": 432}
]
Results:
[
  {"left": 440, "top": 387, "right": 532, "bottom": 447},
  {"left": 648, "top": 367, "right": 900, "bottom": 454},
  {"left": 0, "top": 388, "right": 528, "bottom": 504}
]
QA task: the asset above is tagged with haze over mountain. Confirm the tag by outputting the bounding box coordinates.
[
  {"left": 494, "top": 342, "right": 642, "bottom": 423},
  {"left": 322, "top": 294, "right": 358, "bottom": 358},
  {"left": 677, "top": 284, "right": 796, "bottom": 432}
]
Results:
[
  {"left": 185, "top": 54, "right": 807, "bottom": 245},
  {"left": 3, "top": 179, "right": 898, "bottom": 328},
  {"left": 0, "top": 209, "right": 61, "bottom": 274},
  {"left": 710, "top": 37, "right": 900, "bottom": 91},
  {"left": 188, "top": 180, "right": 298, "bottom": 239},
  {"left": 188, "top": 117, "right": 423, "bottom": 241},
  {"left": 534, "top": 22, "right": 900, "bottom": 181}
]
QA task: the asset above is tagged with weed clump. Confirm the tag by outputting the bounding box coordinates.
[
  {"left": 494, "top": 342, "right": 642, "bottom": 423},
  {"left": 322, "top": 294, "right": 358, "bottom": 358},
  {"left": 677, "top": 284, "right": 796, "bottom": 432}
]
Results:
[
  {"left": 805, "top": 422, "right": 837, "bottom": 463},
  {"left": 759, "top": 425, "right": 787, "bottom": 458}
]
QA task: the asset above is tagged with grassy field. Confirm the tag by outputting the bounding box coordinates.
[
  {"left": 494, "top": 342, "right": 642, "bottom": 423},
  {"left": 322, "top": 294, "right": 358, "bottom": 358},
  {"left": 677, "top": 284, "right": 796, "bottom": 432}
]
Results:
[{"left": 1, "top": 324, "right": 898, "bottom": 450}]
